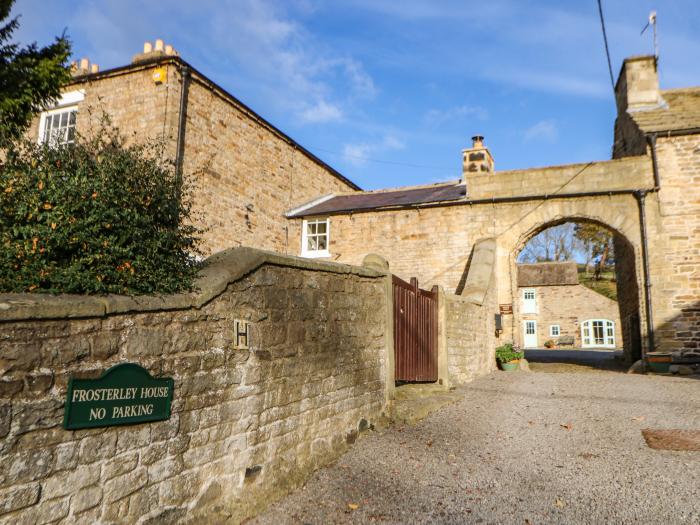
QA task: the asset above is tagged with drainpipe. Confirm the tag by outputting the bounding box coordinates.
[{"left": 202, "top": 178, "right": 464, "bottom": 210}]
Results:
[
  {"left": 174, "top": 64, "right": 191, "bottom": 216},
  {"left": 646, "top": 133, "right": 660, "bottom": 189},
  {"left": 634, "top": 189, "right": 655, "bottom": 358}
]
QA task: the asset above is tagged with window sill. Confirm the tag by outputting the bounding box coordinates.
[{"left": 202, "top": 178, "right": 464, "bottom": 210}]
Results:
[{"left": 301, "top": 250, "right": 331, "bottom": 259}]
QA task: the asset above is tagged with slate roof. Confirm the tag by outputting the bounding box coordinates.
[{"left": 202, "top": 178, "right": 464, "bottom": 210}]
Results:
[
  {"left": 287, "top": 183, "right": 466, "bottom": 217},
  {"left": 630, "top": 87, "right": 700, "bottom": 133},
  {"left": 517, "top": 262, "right": 579, "bottom": 287}
]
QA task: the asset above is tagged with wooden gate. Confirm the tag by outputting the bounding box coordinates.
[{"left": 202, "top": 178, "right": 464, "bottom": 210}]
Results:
[{"left": 393, "top": 275, "right": 438, "bottom": 382}]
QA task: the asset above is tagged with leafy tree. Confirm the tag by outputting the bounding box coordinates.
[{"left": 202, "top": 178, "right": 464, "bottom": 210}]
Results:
[
  {"left": 518, "top": 222, "right": 581, "bottom": 263},
  {"left": 0, "top": 0, "right": 71, "bottom": 146},
  {"left": 0, "top": 122, "right": 202, "bottom": 294},
  {"left": 574, "top": 223, "right": 614, "bottom": 278}
]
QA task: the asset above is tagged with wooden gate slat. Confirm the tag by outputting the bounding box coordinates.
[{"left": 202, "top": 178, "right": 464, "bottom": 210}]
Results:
[{"left": 393, "top": 275, "right": 438, "bottom": 382}]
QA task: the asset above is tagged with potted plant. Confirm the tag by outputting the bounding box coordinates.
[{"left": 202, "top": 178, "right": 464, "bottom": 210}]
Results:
[
  {"left": 544, "top": 339, "right": 556, "bottom": 349},
  {"left": 496, "top": 343, "right": 524, "bottom": 372}
]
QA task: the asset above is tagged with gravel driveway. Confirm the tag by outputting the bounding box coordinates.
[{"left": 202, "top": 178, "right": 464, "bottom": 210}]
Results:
[{"left": 250, "top": 368, "right": 700, "bottom": 524}]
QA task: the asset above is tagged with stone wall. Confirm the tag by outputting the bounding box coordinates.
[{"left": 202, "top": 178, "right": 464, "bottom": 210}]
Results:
[
  {"left": 649, "top": 134, "right": 700, "bottom": 353},
  {"left": 0, "top": 248, "right": 388, "bottom": 524},
  {"left": 443, "top": 239, "right": 498, "bottom": 384},
  {"left": 465, "top": 156, "right": 650, "bottom": 200},
  {"left": 615, "top": 234, "right": 642, "bottom": 361},
  {"left": 516, "top": 284, "right": 622, "bottom": 349},
  {"left": 445, "top": 291, "right": 497, "bottom": 385},
  {"left": 28, "top": 57, "right": 359, "bottom": 257}
]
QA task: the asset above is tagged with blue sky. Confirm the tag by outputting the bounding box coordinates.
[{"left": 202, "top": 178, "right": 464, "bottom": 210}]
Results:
[{"left": 13, "top": 0, "right": 700, "bottom": 190}]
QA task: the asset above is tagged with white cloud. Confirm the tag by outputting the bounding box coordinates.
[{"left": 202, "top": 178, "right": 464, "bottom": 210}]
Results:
[
  {"left": 342, "top": 135, "right": 405, "bottom": 166},
  {"left": 424, "top": 105, "right": 488, "bottom": 127},
  {"left": 300, "top": 100, "right": 343, "bottom": 123},
  {"left": 52, "top": 0, "right": 377, "bottom": 126},
  {"left": 524, "top": 119, "right": 558, "bottom": 143}
]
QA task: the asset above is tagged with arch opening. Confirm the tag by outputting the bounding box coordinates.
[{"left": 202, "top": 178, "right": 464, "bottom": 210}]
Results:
[{"left": 511, "top": 218, "right": 642, "bottom": 371}]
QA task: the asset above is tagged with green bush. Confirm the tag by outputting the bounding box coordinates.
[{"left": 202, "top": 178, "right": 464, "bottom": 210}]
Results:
[
  {"left": 0, "top": 126, "right": 202, "bottom": 294},
  {"left": 495, "top": 343, "right": 524, "bottom": 364}
]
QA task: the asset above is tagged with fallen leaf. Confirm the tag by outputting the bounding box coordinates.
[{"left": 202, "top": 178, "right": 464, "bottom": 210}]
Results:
[
  {"left": 426, "top": 440, "right": 433, "bottom": 447},
  {"left": 555, "top": 499, "right": 566, "bottom": 508},
  {"left": 560, "top": 423, "right": 573, "bottom": 431},
  {"left": 347, "top": 503, "right": 359, "bottom": 511},
  {"left": 631, "top": 416, "right": 646, "bottom": 422}
]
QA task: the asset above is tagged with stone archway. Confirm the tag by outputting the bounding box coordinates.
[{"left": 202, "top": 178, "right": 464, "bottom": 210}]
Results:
[{"left": 492, "top": 198, "right": 645, "bottom": 363}]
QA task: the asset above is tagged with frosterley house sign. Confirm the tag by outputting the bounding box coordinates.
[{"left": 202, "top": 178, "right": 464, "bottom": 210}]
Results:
[{"left": 63, "top": 363, "right": 174, "bottom": 430}]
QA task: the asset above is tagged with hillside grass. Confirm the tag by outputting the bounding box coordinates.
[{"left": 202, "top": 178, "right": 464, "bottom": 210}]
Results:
[{"left": 577, "top": 264, "right": 617, "bottom": 301}]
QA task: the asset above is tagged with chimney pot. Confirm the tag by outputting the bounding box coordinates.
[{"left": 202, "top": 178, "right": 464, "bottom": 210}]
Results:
[
  {"left": 79, "top": 58, "right": 89, "bottom": 71},
  {"left": 143, "top": 42, "right": 153, "bottom": 53},
  {"left": 165, "top": 44, "right": 173, "bottom": 55},
  {"left": 90, "top": 63, "right": 99, "bottom": 74},
  {"left": 462, "top": 134, "right": 494, "bottom": 177},
  {"left": 155, "top": 39, "right": 164, "bottom": 52}
]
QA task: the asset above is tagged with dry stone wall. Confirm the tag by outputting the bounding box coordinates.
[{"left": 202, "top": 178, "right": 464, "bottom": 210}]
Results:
[{"left": 0, "top": 249, "right": 388, "bottom": 524}]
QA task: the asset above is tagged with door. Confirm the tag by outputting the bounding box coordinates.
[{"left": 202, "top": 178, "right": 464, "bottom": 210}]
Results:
[
  {"left": 522, "top": 289, "right": 537, "bottom": 314},
  {"left": 393, "top": 275, "right": 438, "bottom": 382},
  {"left": 523, "top": 320, "right": 538, "bottom": 348}
]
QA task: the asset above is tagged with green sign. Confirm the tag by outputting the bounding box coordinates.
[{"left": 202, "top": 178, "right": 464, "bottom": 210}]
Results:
[{"left": 63, "top": 363, "right": 174, "bottom": 430}]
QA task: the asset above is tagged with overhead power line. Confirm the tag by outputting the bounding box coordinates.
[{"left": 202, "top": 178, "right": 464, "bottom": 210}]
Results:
[
  {"left": 596, "top": 0, "right": 616, "bottom": 95},
  {"left": 310, "top": 145, "right": 456, "bottom": 172}
]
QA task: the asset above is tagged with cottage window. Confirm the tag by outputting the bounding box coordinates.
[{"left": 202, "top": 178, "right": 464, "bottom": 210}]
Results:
[
  {"left": 549, "top": 325, "right": 560, "bottom": 337},
  {"left": 301, "top": 218, "right": 330, "bottom": 258},
  {"left": 581, "top": 319, "right": 615, "bottom": 348}
]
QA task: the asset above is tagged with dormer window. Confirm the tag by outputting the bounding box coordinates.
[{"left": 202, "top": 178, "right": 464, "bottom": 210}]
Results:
[
  {"left": 37, "top": 90, "right": 84, "bottom": 146},
  {"left": 302, "top": 218, "right": 330, "bottom": 258}
]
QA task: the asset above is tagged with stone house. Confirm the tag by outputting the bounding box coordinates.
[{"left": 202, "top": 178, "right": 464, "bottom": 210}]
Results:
[
  {"left": 28, "top": 40, "right": 359, "bottom": 257},
  {"left": 516, "top": 262, "right": 621, "bottom": 349},
  {"left": 30, "top": 42, "right": 700, "bottom": 363},
  {"left": 287, "top": 55, "right": 700, "bottom": 363}
]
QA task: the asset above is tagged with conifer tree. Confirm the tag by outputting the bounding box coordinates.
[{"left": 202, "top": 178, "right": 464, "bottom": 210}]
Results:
[{"left": 0, "top": 0, "right": 71, "bottom": 146}]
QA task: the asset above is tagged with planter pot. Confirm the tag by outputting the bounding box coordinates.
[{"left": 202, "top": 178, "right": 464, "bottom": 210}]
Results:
[
  {"left": 501, "top": 361, "right": 519, "bottom": 372},
  {"left": 647, "top": 353, "right": 672, "bottom": 373}
]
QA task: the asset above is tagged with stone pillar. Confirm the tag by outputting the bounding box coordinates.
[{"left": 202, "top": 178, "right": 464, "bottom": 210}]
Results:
[
  {"left": 436, "top": 286, "right": 451, "bottom": 388},
  {"left": 362, "top": 253, "right": 395, "bottom": 404}
]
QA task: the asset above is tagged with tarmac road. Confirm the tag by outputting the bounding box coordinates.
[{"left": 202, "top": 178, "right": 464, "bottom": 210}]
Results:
[{"left": 251, "top": 365, "right": 700, "bottom": 524}]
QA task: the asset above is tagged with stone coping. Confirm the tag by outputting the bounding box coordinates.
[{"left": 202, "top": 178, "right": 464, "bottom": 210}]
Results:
[
  {"left": 0, "top": 247, "right": 384, "bottom": 322},
  {"left": 459, "top": 238, "right": 496, "bottom": 306}
]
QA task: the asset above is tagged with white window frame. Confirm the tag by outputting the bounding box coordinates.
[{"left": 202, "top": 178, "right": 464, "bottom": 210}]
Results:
[
  {"left": 523, "top": 320, "right": 538, "bottom": 348},
  {"left": 37, "top": 90, "right": 85, "bottom": 146},
  {"left": 521, "top": 288, "right": 537, "bottom": 314},
  {"left": 549, "top": 325, "right": 560, "bottom": 337},
  {"left": 581, "top": 319, "right": 615, "bottom": 348},
  {"left": 301, "top": 218, "right": 330, "bottom": 258}
]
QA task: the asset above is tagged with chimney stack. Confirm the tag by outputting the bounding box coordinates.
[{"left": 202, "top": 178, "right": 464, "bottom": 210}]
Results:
[
  {"left": 462, "top": 135, "right": 494, "bottom": 176},
  {"left": 615, "top": 55, "right": 664, "bottom": 114},
  {"left": 132, "top": 38, "right": 179, "bottom": 64},
  {"left": 71, "top": 57, "right": 99, "bottom": 77}
]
